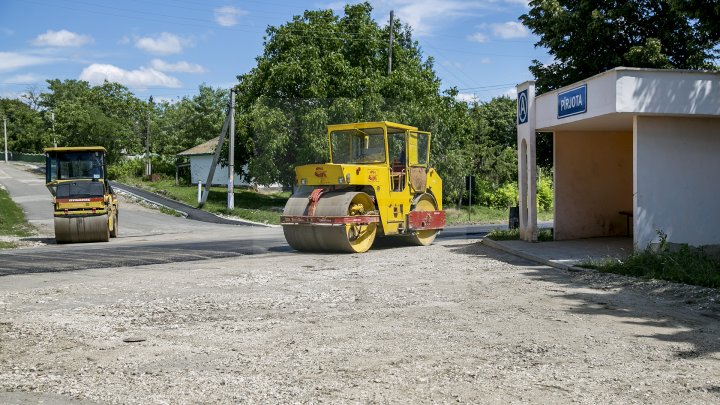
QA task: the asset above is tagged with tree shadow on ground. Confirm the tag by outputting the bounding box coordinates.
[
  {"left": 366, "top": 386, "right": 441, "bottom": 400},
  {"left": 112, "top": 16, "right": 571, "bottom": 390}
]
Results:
[{"left": 449, "top": 241, "right": 720, "bottom": 357}]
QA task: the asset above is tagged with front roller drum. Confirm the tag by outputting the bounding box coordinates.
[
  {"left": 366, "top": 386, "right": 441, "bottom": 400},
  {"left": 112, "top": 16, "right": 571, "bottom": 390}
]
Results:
[
  {"left": 54, "top": 214, "right": 110, "bottom": 244},
  {"left": 283, "top": 191, "right": 377, "bottom": 253}
]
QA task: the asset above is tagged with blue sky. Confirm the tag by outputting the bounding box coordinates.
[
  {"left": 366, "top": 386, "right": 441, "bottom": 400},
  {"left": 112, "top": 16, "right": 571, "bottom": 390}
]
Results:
[{"left": 0, "top": 0, "right": 549, "bottom": 104}]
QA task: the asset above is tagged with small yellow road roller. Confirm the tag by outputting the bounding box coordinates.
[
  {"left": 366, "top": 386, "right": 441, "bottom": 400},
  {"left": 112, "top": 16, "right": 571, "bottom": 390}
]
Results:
[{"left": 44, "top": 146, "right": 118, "bottom": 243}]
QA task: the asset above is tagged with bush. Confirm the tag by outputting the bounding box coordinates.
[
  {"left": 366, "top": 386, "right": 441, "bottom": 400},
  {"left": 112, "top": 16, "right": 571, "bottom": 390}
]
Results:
[
  {"left": 537, "top": 176, "right": 553, "bottom": 211},
  {"left": 107, "top": 158, "right": 144, "bottom": 180},
  {"left": 472, "top": 177, "right": 551, "bottom": 211},
  {"left": 489, "top": 181, "right": 519, "bottom": 209},
  {"left": 108, "top": 155, "right": 178, "bottom": 180}
]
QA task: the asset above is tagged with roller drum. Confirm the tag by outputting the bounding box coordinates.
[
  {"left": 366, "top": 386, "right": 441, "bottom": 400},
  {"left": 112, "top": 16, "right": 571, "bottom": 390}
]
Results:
[
  {"left": 54, "top": 214, "right": 110, "bottom": 244},
  {"left": 283, "top": 189, "right": 377, "bottom": 253}
]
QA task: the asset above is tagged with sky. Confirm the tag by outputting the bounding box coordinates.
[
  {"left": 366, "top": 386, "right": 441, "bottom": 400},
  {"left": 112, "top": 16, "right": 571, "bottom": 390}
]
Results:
[{"left": 0, "top": 0, "right": 549, "bottom": 104}]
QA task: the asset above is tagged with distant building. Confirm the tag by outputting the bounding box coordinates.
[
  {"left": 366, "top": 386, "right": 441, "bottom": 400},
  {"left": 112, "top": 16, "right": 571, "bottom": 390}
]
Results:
[
  {"left": 517, "top": 67, "right": 720, "bottom": 250},
  {"left": 177, "top": 137, "right": 248, "bottom": 187}
]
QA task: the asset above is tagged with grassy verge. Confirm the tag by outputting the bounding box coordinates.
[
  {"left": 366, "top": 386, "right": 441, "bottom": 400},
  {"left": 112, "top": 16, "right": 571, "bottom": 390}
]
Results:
[
  {"left": 0, "top": 187, "right": 33, "bottom": 248},
  {"left": 119, "top": 177, "right": 554, "bottom": 226},
  {"left": 580, "top": 245, "right": 720, "bottom": 288},
  {"left": 486, "top": 227, "right": 554, "bottom": 241},
  {"left": 445, "top": 206, "right": 553, "bottom": 226},
  {"left": 120, "top": 178, "right": 290, "bottom": 225}
]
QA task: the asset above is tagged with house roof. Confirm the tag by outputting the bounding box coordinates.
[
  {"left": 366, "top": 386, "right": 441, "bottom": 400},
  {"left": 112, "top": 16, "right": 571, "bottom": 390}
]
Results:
[{"left": 177, "top": 137, "right": 220, "bottom": 156}]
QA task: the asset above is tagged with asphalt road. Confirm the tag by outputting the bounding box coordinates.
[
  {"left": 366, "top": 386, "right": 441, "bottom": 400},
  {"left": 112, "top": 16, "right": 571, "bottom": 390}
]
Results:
[{"left": 0, "top": 162, "right": 496, "bottom": 275}]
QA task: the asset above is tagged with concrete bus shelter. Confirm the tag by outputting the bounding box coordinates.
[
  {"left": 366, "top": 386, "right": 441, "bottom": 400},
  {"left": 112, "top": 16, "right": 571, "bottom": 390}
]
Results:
[{"left": 516, "top": 67, "right": 720, "bottom": 250}]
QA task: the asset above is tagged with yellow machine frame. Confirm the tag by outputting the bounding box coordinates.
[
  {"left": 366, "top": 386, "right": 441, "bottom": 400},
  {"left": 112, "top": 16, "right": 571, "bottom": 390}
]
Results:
[{"left": 281, "top": 121, "right": 445, "bottom": 252}]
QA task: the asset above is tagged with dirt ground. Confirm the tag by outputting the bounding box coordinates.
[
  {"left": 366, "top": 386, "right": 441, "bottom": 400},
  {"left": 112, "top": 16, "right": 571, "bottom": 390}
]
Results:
[{"left": 1, "top": 238, "right": 719, "bottom": 404}]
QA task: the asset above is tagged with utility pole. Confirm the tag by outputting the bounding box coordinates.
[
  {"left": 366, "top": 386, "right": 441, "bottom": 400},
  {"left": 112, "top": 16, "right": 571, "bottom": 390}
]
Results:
[
  {"left": 3, "top": 117, "right": 7, "bottom": 163},
  {"left": 387, "top": 10, "right": 394, "bottom": 75},
  {"left": 145, "top": 95, "right": 153, "bottom": 177},
  {"left": 228, "top": 89, "right": 235, "bottom": 210},
  {"left": 51, "top": 112, "right": 56, "bottom": 147}
]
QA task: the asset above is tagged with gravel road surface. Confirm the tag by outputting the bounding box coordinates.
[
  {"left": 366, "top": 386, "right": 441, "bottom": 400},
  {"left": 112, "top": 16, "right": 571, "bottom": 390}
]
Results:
[{"left": 1, "top": 237, "right": 719, "bottom": 404}]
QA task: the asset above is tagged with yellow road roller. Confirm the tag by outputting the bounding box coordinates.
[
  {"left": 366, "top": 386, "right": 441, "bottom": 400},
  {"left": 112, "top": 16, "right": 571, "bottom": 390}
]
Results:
[
  {"left": 44, "top": 146, "right": 118, "bottom": 243},
  {"left": 281, "top": 121, "right": 445, "bottom": 253}
]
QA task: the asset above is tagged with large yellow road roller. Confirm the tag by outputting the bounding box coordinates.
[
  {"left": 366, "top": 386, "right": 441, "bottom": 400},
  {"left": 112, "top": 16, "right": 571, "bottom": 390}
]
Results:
[
  {"left": 281, "top": 121, "right": 445, "bottom": 253},
  {"left": 44, "top": 147, "right": 118, "bottom": 243}
]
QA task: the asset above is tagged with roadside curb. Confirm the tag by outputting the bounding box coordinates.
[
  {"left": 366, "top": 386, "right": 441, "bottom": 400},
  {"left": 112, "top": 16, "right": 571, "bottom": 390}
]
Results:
[
  {"left": 114, "top": 188, "right": 190, "bottom": 218},
  {"left": 480, "top": 238, "right": 586, "bottom": 272},
  {"left": 111, "top": 183, "right": 275, "bottom": 228}
]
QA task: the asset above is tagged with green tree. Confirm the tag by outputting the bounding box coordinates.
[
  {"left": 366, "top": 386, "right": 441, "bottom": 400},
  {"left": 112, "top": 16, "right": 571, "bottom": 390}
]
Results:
[
  {"left": 521, "top": 0, "right": 719, "bottom": 93},
  {"left": 39, "top": 80, "right": 146, "bottom": 163},
  {"left": 670, "top": 0, "right": 720, "bottom": 41},
  {"left": 153, "top": 85, "right": 229, "bottom": 157},
  {"left": 0, "top": 98, "right": 50, "bottom": 153}
]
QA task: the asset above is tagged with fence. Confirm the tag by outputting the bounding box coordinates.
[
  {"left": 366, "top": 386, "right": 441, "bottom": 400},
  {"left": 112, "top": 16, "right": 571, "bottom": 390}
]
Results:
[{"left": 5, "top": 152, "right": 45, "bottom": 163}]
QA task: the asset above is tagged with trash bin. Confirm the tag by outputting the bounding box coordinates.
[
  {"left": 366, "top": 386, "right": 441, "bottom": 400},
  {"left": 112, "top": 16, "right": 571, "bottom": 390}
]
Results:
[{"left": 509, "top": 206, "right": 519, "bottom": 229}]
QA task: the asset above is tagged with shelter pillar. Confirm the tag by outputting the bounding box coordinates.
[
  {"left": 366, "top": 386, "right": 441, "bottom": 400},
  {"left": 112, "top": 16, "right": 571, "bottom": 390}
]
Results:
[{"left": 516, "top": 81, "right": 538, "bottom": 241}]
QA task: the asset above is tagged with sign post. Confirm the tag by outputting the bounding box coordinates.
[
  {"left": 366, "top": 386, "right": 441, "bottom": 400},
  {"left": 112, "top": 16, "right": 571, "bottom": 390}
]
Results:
[{"left": 465, "top": 175, "right": 475, "bottom": 221}]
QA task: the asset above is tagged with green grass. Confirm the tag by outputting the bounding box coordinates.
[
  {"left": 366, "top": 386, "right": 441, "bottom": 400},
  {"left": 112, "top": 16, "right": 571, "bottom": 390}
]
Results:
[
  {"left": 121, "top": 178, "right": 290, "bottom": 225},
  {"left": 0, "top": 187, "right": 33, "bottom": 238},
  {"left": 486, "top": 227, "right": 554, "bottom": 241},
  {"left": 580, "top": 245, "right": 720, "bottom": 289},
  {"left": 0, "top": 241, "right": 18, "bottom": 249},
  {"left": 445, "top": 206, "right": 553, "bottom": 226}
]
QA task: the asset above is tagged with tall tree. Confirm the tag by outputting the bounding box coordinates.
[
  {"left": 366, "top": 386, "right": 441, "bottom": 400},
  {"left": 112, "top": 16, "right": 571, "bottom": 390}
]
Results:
[
  {"left": 39, "top": 80, "right": 146, "bottom": 163},
  {"left": 521, "top": 0, "right": 719, "bottom": 93},
  {"left": 0, "top": 98, "right": 50, "bottom": 153},
  {"left": 153, "top": 85, "right": 229, "bottom": 157}
]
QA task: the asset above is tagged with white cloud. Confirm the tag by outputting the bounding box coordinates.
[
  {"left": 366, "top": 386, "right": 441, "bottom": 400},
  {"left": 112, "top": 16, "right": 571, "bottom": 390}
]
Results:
[
  {"left": 455, "top": 93, "right": 478, "bottom": 103},
  {"left": 388, "top": 0, "right": 489, "bottom": 36},
  {"left": 135, "top": 33, "right": 190, "bottom": 55},
  {"left": 480, "top": 57, "right": 491, "bottom": 64},
  {"left": 503, "top": 87, "right": 518, "bottom": 99},
  {"left": 467, "top": 32, "right": 488, "bottom": 43},
  {"left": 504, "top": 0, "right": 530, "bottom": 6},
  {"left": 5, "top": 73, "right": 43, "bottom": 83},
  {"left": 32, "top": 29, "right": 93, "bottom": 47},
  {"left": 0, "top": 52, "right": 55, "bottom": 73},
  {"left": 79, "top": 63, "right": 181, "bottom": 88},
  {"left": 491, "top": 21, "right": 528, "bottom": 39},
  {"left": 214, "top": 6, "right": 248, "bottom": 27},
  {"left": 150, "top": 59, "right": 205, "bottom": 73}
]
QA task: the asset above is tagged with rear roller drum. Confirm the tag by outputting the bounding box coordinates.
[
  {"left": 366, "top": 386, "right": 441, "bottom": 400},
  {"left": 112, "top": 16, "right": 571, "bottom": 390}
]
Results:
[
  {"left": 283, "top": 190, "right": 377, "bottom": 253},
  {"left": 408, "top": 195, "right": 439, "bottom": 246},
  {"left": 54, "top": 214, "right": 110, "bottom": 244}
]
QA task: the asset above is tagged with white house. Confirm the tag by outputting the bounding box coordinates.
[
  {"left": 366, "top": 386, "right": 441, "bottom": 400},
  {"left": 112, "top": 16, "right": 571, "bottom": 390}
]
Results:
[
  {"left": 517, "top": 67, "right": 720, "bottom": 250},
  {"left": 177, "top": 137, "right": 248, "bottom": 187}
]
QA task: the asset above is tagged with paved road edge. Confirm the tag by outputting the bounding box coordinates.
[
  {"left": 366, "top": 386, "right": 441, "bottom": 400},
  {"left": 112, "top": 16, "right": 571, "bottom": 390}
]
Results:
[{"left": 480, "top": 238, "right": 586, "bottom": 272}]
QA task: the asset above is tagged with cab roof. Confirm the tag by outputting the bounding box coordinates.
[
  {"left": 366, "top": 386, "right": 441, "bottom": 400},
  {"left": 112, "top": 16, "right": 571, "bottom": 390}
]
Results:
[
  {"left": 327, "top": 121, "right": 420, "bottom": 133},
  {"left": 44, "top": 146, "right": 107, "bottom": 153}
]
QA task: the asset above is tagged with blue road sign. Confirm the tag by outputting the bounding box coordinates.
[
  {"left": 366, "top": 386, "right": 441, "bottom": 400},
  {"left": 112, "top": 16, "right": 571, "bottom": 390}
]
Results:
[
  {"left": 517, "top": 89, "right": 528, "bottom": 124},
  {"left": 557, "top": 84, "right": 587, "bottom": 119}
]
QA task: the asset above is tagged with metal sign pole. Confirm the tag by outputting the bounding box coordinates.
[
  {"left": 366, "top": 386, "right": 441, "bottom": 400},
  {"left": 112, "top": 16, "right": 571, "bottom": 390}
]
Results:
[{"left": 468, "top": 176, "right": 472, "bottom": 221}]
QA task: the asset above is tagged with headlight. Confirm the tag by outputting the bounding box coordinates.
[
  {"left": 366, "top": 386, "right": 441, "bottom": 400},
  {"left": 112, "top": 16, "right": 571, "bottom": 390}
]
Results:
[
  {"left": 346, "top": 174, "right": 351, "bottom": 183},
  {"left": 301, "top": 178, "right": 307, "bottom": 185},
  {"left": 338, "top": 176, "right": 345, "bottom": 184}
]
